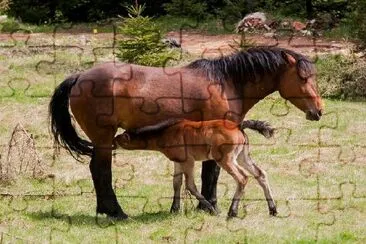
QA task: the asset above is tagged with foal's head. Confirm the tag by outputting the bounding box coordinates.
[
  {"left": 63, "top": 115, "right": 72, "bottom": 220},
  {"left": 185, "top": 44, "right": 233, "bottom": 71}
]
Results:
[
  {"left": 278, "top": 52, "right": 323, "bottom": 121},
  {"left": 116, "top": 132, "right": 148, "bottom": 150}
]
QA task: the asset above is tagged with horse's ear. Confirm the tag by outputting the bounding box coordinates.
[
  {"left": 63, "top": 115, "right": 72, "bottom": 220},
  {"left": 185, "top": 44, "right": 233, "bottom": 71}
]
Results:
[{"left": 281, "top": 51, "right": 297, "bottom": 66}]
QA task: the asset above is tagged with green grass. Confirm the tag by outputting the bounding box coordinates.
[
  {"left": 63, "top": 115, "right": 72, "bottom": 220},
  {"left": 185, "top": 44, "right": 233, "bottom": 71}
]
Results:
[
  {"left": 0, "top": 17, "right": 117, "bottom": 34},
  {"left": 0, "top": 34, "right": 365, "bottom": 243},
  {"left": 315, "top": 55, "right": 366, "bottom": 100},
  {"left": 155, "top": 15, "right": 235, "bottom": 34},
  {"left": 323, "top": 23, "right": 355, "bottom": 40},
  {"left": 1, "top": 16, "right": 234, "bottom": 35}
]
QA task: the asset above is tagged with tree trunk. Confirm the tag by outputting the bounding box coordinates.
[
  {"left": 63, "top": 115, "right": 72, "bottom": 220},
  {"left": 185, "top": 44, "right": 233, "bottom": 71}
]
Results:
[{"left": 306, "top": 0, "right": 313, "bottom": 19}]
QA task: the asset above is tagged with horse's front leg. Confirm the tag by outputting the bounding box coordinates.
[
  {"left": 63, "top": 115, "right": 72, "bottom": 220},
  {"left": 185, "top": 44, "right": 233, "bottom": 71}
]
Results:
[
  {"left": 199, "top": 160, "right": 221, "bottom": 212},
  {"left": 90, "top": 146, "right": 128, "bottom": 219}
]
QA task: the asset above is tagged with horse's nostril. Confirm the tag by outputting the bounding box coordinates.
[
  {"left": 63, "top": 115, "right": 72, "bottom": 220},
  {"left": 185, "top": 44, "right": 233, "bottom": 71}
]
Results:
[{"left": 318, "top": 110, "right": 323, "bottom": 116}]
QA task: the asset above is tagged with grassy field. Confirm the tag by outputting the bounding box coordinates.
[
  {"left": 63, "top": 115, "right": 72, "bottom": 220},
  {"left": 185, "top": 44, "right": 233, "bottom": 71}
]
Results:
[
  {"left": 0, "top": 15, "right": 359, "bottom": 39},
  {"left": 0, "top": 34, "right": 365, "bottom": 243}
]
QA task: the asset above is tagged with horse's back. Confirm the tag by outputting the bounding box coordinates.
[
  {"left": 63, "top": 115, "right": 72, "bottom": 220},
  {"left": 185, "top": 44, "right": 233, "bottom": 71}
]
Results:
[
  {"left": 68, "top": 62, "right": 191, "bottom": 141},
  {"left": 67, "top": 61, "right": 239, "bottom": 142}
]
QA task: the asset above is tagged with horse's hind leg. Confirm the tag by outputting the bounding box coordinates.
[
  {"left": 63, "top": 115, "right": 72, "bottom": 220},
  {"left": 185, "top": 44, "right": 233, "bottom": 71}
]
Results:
[
  {"left": 238, "top": 148, "right": 277, "bottom": 216},
  {"left": 90, "top": 145, "right": 128, "bottom": 219},
  {"left": 170, "top": 162, "right": 183, "bottom": 213},
  {"left": 252, "top": 163, "right": 277, "bottom": 216},
  {"left": 184, "top": 161, "right": 217, "bottom": 215}
]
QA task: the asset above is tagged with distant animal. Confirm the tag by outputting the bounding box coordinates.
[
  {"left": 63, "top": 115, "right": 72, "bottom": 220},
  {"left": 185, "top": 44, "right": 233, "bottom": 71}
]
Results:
[
  {"left": 114, "top": 119, "right": 277, "bottom": 217},
  {"left": 161, "top": 38, "right": 181, "bottom": 48}
]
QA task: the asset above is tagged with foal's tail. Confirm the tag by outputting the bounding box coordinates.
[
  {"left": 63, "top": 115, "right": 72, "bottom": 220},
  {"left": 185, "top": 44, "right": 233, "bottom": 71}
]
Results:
[
  {"left": 49, "top": 74, "right": 93, "bottom": 159},
  {"left": 240, "top": 120, "right": 275, "bottom": 139}
]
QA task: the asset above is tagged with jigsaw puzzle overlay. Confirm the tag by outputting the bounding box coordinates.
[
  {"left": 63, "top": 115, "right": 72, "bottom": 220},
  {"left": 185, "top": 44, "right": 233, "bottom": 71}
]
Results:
[{"left": 0, "top": 16, "right": 365, "bottom": 243}]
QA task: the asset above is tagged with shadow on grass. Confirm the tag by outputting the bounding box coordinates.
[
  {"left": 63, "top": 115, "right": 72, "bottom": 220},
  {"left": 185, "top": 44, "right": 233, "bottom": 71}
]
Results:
[{"left": 26, "top": 210, "right": 176, "bottom": 227}]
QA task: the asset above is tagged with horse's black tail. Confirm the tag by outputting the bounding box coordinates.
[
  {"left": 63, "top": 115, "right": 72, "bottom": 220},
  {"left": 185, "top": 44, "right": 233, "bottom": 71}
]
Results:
[
  {"left": 240, "top": 120, "right": 275, "bottom": 139},
  {"left": 49, "top": 74, "right": 93, "bottom": 159}
]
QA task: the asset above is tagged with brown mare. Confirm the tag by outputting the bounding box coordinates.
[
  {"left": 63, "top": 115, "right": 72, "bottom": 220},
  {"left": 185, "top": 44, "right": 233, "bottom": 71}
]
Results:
[
  {"left": 49, "top": 47, "right": 323, "bottom": 219},
  {"left": 114, "top": 119, "right": 276, "bottom": 217}
]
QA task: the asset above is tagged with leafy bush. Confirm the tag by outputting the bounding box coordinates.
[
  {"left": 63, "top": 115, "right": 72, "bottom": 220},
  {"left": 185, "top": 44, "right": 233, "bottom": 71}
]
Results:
[
  {"left": 7, "top": 0, "right": 54, "bottom": 24},
  {"left": 163, "top": 0, "right": 208, "bottom": 19},
  {"left": 215, "top": 0, "right": 252, "bottom": 31},
  {"left": 0, "top": 0, "right": 10, "bottom": 13},
  {"left": 57, "top": 0, "right": 126, "bottom": 22},
  {"left": 217, "top": 0, "right": 259, "bottom": 19},
  {"left": 0, "top": 18, "right": 20, "bottom": 32},
  {"left": 316, "top": 55, "right": 366, "bottom": 100},
  {"left": 117, "top": 4, "right": 179, "bottom": 67},
  {"left": 353, "top": 0, "right": 366, "bottom": 48}
]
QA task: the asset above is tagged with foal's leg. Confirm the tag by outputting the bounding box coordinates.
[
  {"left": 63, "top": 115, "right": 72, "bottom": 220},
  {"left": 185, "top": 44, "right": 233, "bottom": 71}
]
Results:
[
  {"left": 238, "top": 147, "right": 277, "bottom": 216},
  {"left": 170, "top": 162, "right": 183, "bottom": 213},
  {"left": 218, "top": 156, "right": 249, "bottom": 218},
  {"left": 199, "top": 160, "right": 220, "bottom": 212},
  {"left": 90, "top": 145, "right": 128, "bottom": 219},
  {"left": 185, "top": 160, "right": 218, "bottom": 215}
]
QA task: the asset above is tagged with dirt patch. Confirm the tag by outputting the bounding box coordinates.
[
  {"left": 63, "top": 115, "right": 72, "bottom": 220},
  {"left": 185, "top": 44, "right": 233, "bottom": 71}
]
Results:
[
  {"left": 0, "top": 31, "right": 353, "bottom": 58},
  {"left": 166, "top": 31, "right": 353, "bottom": 58}
]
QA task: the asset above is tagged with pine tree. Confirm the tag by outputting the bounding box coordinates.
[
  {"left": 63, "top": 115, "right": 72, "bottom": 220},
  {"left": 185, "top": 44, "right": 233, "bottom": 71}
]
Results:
[{"left": 117, "top": 4, "right": 179, "bottom": 66}]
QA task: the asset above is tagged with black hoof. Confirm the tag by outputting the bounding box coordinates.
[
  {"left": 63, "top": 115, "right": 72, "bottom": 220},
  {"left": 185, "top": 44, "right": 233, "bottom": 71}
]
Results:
[
  {"left": 108, "top": 212, "right": 129, "bottom": 221},
  {"left": 170, "top": 205, "right": 180, "bottom": 214},
  {"left": 209, "top": 208, "right": 219, "bottom": 216},
  {"left": 97, "top": 205, "right": 128, "bottom": 220},
  {"left": 227, "top": 209, "right": 238, "bottom": 218},
  {"left": 199, "top": 202, "right": 218, "bottom": 216},
  {"left": 269, "top": 207, "right": 278, "bottom": 216},
  {"left": 197, "top": 202, "right": 220, "bottom": 214}
]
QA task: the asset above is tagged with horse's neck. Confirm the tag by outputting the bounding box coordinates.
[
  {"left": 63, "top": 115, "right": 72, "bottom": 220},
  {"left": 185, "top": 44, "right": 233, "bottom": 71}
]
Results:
[{"left": 241, "top": 75, "right": 278, "bottom": 115}]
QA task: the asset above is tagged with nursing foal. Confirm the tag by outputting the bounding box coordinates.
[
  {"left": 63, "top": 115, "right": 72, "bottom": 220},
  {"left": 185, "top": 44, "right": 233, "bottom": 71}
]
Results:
[{"left": 114, "top": 119, "right": 277, "bottom": 217}]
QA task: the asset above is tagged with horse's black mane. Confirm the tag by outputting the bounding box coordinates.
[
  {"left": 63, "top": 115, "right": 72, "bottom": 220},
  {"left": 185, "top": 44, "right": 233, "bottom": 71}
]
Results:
[{"left": 186, "top": 47, "right": 315, "bottom": 91}]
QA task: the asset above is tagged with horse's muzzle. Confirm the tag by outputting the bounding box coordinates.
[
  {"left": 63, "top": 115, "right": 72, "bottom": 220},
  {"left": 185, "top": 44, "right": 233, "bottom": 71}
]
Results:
[{"left": 306, "top": 109, "right": 322, "bottom": 121}]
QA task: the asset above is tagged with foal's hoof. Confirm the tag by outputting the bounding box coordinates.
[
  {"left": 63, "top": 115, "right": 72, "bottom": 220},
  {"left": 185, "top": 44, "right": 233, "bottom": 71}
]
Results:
[{"left": 269, "top": 207, "right": 278, "bottom": 216}]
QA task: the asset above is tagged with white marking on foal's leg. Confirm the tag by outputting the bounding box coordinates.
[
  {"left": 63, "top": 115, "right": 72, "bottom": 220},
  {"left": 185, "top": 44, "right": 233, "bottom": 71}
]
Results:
[
  {"left": 218, "top": 155, "right": 248, "bottom": 218},
  {"left": 238, "top": 147, "right": 277, "bottom": 216}
]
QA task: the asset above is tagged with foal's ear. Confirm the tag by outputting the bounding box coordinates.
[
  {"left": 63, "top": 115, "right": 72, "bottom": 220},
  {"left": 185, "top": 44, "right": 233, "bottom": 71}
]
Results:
[
  {"left": 281, "top": 51, "right": 297, "bottom": 66},
  {"left": 122, "top": 133, "right": 130, "bottom": 142}
]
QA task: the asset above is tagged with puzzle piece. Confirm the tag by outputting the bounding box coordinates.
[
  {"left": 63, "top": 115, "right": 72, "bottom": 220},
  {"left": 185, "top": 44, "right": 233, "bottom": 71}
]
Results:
[{"left": 1, "top": 12, "right": 365, "bottom": 243}]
